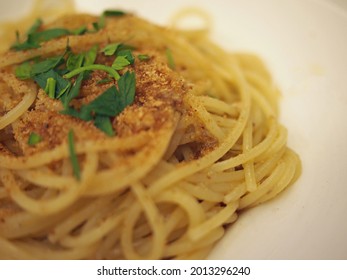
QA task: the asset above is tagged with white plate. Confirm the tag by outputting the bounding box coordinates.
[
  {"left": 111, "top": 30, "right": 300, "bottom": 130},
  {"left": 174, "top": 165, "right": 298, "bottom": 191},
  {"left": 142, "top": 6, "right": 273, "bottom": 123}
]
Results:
[{"left": 1, "top": 0, "right": 347, "bottom": 259}]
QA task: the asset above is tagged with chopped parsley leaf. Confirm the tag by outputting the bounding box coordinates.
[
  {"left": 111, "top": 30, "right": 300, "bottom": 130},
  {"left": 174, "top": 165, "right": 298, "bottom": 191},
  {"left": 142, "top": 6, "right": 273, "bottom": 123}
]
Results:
[
  {"left": 103, "top": 10, "right": 127, "bottom": 17},
  {"left": 31, "top": 55, "right": 65, "bottom": 76},
  {"left": 71, "top": 25, "right": 88, "bottom": 35},
  {"left": 15, "top": 47, "right": 67, "bottom": 80},
  {"left": 34, "top": 69, "right": 71, "bottom": 99},
  {"left": 26, "top": 18, "right": 43, "bottom": 36},
  {"left": 117, "top": 49, "right": 134, "bottom": 65},
  {"left": 102, "top": 43, "right": 120, "bottom": 56},
  {"left": 11, "top": 37, "right": 40, "bottom": 51},
  {"left": 61, "top": 106, "right": 92, "bottom": 121},
  {"left": 12, "top": 28, "right": 71, "bottom": 51},
  {"left": 112, "top": 55, "right": 130, "bottom": 70},
  {"left": 94, "top": 115, "right": 115, "bottom": 137},
  {"left": 30, "top": 28, "right": 71, "bottom": 43},
  {"left": 92, "top": 14, "right": 106, "bottom": 32},
  {"left": 117, "top": 71, "right": 136, "bottom": 108},
  {"left": 80, "top": 85, "right": 121, "bottom": 118},
  {"left": 84, "top": 45, "right": 98, "bottom": 66},
  {"left": 15, "top": 62, "right": 32, "bottom": 80},
  {"left": 60, "top": 73, "right": 84, "bottom": 108},
  {"left": 11, "top": 10, "right": 127, "bottom": 51},
  {"left": 28, "top": 132, "right": 42, "bottom": 146},
  {"left": 67, "top": 53, "right": 84, "bottom": 71},
  {"left": 62, "top": 71, "right": 135, "bottom": 135},
  {"left": 98, "top": 14, "right": 106, "bottom": 30},
  {"left": 138, "top": 54, "right": 150, "bottom": 61},
  {"left": 166, "top": 48, "right": 175, "bottom": 70},
  {"left": 70, "top": 72, "right": 136, "bottom": 121}
]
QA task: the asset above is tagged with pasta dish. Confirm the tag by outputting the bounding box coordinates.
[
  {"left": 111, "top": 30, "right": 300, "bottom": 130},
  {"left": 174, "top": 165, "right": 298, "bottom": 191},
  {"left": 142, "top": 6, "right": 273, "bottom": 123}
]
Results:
[{"left": 0, "top": 1, "right": 301, "bottom": 259}]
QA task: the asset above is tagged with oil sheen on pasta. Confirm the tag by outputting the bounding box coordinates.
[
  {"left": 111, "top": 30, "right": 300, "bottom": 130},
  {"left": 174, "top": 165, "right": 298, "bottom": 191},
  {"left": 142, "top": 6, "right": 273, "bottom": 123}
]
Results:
[{"left": 0, "top": 1, "right": 301, "bottom": 259}]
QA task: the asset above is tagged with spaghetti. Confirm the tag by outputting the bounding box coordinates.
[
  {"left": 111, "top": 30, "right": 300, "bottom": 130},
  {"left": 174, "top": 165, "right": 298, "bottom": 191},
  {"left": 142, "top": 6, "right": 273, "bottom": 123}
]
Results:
[{"left": 0, "top": 5, "right": 301, "bottom": 260}]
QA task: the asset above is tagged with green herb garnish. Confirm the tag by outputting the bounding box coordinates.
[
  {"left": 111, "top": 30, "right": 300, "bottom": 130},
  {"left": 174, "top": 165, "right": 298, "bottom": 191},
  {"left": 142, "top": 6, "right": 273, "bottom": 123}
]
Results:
[
  {"left": 102, "top": 43, "right": 120, "bottom": 56},
  {"left": 84, "top": 45, "right": 98, "bottom": 66},
  {"left": 11, "top": 10, "right": 127, "bottom": 51},
  {"left": 98, "top": 14, "right": 106, "bottom": 30},
  {"left": 166, "top": 48, "right": 175, "bottom": 70},
  {"left": 68, "top": 130, "right": 80, "bottom": 181},
  {"left": 12, "top": 28, "right": 70, "bottom": 51},
  {"left": 34, "top": 69, "right": 71, "bottom": 99},
  {"left": 15, "top": 47, "right": 67, "bottom": 80},
  {"left": 89, "top": 71, "right": 135, "bottom": 117},
  {"left": 101, "top": 43, "right": 135, "bottom": 64},
  {"left": 103, "top": 10, "right": 127, "bottom": 17},
  {"left": 94, "top": 115, "right": 115, "bottom": 136},
  {"left": 63, "top": 64, "right": 120, "bottom": 80},
  {"left": 96, "top": 78, "right": 113, "bottom": 85},
  {"left": 60, "top": 73, "right": 84, "bottom": 108},
  {"left": 61, "top": 106, "right": 91, "bottom": 121},
  {"left": 30, "top": 29, "right": 71, "bottom": 44},
  {"left": 112, "top": 56, "right": 130, "bottom": 70},
  {"left": 138, "top": 54, "right": 150, "bottom": 61},
  {"left": 26, "top": 18, "right": 43, "bottom": 36},
  {"left": 62, "top": 71, "right": 135, "bottom": 135},
  {"left": 44, "top": 77, "right": 57, "bottom": 98},
  {"left": 66, "top": 53, "right": 84, "bottom": 71},
  {"left": 71, "top": 25, "right": 88, "bottom": 36},
  {"left": 117, "top": 71, "right": 136, "bottom": 108},
  {"left": 78, "top": 86, "right": 123, "bottom": 118},
  {"left": 15, "top": 62, "right": 32, "bottom": 80},
  {"left": 117, "top": 49, "right": 134, "bottom": 65},
  {"left": 28, "top": 132, "right": 42, "bottom": 146},
  {"left": 75, "top": 45, "right": 98, "bottom": 80},
  {"left": 31, "top": 54, "right": 65, "bottom": 76},
  {"left": 11, "top": 38, "right": 40, "bottom": 51},
  {"left": 92, "top": 9, "right": 127, "bottom": 31}
]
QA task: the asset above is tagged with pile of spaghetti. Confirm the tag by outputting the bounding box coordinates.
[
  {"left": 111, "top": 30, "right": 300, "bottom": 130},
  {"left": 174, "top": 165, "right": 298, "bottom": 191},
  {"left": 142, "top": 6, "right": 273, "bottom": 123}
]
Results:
[{"left": 0, "top": 7, "right": 301, "bottom": 259}]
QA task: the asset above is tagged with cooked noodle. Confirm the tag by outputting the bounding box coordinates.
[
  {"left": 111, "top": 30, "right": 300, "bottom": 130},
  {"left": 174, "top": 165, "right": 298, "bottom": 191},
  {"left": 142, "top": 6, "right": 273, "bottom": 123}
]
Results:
[{"left": 0, "top": 2, "right": 301, "bottom": 259}]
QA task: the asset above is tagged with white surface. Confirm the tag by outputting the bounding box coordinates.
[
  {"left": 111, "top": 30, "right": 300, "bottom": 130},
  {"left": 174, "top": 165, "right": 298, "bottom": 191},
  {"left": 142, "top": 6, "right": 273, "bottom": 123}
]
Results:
[{"left": 1, "top": 0, "right": 347, "bottom": 259}]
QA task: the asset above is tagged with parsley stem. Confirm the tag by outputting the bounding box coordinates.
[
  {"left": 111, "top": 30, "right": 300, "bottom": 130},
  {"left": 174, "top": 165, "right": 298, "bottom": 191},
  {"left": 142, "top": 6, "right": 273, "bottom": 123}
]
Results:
[
  {"left": 68, "top": 130, "right": 81, "bottom": 181},
  {"left": 63, "top": 64, "right": 120, "bottom": 80},
  {"left": 45, "top": 77, "right": 56, "bottom": 99}
]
